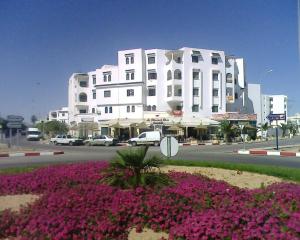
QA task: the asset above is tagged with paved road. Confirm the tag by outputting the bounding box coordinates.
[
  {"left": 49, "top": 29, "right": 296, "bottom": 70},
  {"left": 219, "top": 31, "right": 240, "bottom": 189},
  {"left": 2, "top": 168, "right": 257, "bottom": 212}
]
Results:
[{"left": 0, "top": 136, "right": 299, "bottom": 169}]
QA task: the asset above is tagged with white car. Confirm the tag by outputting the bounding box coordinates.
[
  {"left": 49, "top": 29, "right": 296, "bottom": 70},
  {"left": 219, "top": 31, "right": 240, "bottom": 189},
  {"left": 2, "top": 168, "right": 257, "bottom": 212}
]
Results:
[
  {"left": 128, "top": 131, "right": 161, "bottom": 146},
  {"left": 50, "top": 135, "right": 84, "bottom": 146},
  {"left": 86, "top": 135, "right": 118, "bottom": 146}
]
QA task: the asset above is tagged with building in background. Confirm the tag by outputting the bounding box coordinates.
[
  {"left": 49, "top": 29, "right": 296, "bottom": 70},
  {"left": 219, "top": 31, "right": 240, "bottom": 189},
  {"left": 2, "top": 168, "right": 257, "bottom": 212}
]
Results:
[
  {"left": 247, "top": 84, "right": 262, "bottom": 126},
  {"left": 262, "top": 95, "right": 288, "bottom": 126},
  {"left": 288, "top": 113, "right": 300, "bottom": 133},
  {"left": 67, "top": 47, "right": 254, "bottom": 138},
  {"left": 48, "top": 107, "right": 69, "bottom": 124}
]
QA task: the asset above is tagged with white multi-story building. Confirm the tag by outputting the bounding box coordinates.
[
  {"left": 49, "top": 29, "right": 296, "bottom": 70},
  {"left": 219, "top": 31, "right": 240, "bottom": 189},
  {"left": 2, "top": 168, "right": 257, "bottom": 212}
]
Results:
[
  {"left": 247, "top": 84, "right": 262, "bottom": 126},
  {"left": 48, "top": 107, "right": 69, "bottom": 124},
  {"left": 68, "top": 47, "right": 251, "bottom": 137},
  {"left": 262, "top": 95, "right": 287, "bottom": 125}
]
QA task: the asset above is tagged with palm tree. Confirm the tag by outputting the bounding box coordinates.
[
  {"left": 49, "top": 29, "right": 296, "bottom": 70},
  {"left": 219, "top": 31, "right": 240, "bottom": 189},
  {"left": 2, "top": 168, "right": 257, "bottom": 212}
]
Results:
[
  {"left": 287, "top": 122, "right": 297, "bottom": 137},
  {"left": 220, "top": 120, "right": 233, "bottom": 143},
  {"left": 31, "top": 115, "right": 38, "bottom": 125},
  {"left": 259, "top": 122, "right": 269, "bottom": 140},
  {"left": 280, "top": 123, "right": 288, "bottom": 137},
  {"left": 104, "top": 146, "right": 170, "bottom": 188}
]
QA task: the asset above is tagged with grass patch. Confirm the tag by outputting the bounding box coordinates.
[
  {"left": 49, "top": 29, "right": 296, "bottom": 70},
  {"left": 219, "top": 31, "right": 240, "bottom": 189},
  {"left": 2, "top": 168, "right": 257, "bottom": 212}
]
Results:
[
  {"left": 1, "top": 160, "right": 300, "bottom": 183},
  {"left": 163, "top": 159, "right": 300, "bottom": 183},
  {"left": 0, "top": 165, "right": 48, "bottom": 175}
]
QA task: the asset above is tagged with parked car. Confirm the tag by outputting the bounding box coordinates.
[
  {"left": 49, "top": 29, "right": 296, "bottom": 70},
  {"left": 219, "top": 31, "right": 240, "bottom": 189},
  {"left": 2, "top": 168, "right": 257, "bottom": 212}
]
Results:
[
  {"left": 50, "top": 135, "right": 83, "bottom": 146},
  {"left": 86, "top": 135, "right": 118, "bottom": 146},
  {"left": 128, "top": 131, "right": 161, "bottom": 146}
]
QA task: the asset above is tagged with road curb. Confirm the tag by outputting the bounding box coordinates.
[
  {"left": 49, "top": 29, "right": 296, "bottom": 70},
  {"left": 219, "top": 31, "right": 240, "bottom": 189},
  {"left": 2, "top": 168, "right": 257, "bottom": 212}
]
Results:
[
  {"left": 235, "top": 150, "right": 300, "bottom": 157},
  {"left": 0, "top": 151, "right": 64, "bottom": 158}
]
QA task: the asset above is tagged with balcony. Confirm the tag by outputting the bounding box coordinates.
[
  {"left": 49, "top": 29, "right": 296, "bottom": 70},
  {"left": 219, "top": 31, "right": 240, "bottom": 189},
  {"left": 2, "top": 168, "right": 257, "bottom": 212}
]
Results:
[{"left": 165, "top": 50, "right": 184, "bottom": 65}]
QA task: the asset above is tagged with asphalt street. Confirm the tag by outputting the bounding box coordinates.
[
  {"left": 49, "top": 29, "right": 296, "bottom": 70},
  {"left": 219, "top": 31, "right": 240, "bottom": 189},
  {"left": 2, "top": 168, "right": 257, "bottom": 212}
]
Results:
[{"left": 0, "top": 136, "right": 300, "bottom": 169}]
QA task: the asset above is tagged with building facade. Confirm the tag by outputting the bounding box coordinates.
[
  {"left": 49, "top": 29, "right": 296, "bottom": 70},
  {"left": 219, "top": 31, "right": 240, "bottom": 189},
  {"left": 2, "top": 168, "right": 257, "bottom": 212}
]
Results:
[
  {"left": 68, "top": 47, "right": 251, "bottom": 137},
  {"left": 247, "top": 84, "right": 262, "bottom": 126},
  {"left": 262, "top": 95, "right": 288, "bottom": 126},
  {"left": 48, "top": 107, "right": 69, "bottom": 124}
]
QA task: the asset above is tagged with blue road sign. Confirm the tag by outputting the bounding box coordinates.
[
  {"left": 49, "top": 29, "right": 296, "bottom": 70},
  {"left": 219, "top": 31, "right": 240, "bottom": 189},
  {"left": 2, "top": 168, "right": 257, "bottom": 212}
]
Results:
[
  {"left": 7, "top": 115, "right": 24, "bottom": 122},
  {"left": 266, "top": 113, "right": 286, "bottom": 122}
]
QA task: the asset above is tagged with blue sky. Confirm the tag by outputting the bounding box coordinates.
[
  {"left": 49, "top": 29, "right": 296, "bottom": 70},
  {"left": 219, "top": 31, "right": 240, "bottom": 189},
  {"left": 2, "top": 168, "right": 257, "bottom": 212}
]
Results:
[{"left": 0, "top": 0, "right": 299, "bottom": 121}]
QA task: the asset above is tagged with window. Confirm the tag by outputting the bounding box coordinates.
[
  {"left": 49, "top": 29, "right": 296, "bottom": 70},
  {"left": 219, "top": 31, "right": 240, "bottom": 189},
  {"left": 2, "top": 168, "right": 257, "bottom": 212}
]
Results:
[
  {"left": 126, "top": 70, "right": 135, "bottom": 80},
  {"left": 212, "top": 57, "right": 218, "bottom": 64},
  {"left": 92, "top": 75, "right": 96, "bottom": 85},
  {"left": 148, "top": 86, "right": 156, "bottom": 96},
  {"left": 235, "top": 93, "right": 238, "bottom": 99},
  {"left": 213, "top": 73, "right": 219, "bottom": 81},
  {"left": 148, "top": 54, "right": 155, "bottom": 64},
  {"left": 92, "top": 108, "right": 95, "bottom": 113},
  {"left": 139, "top": 133, "right": 146, "bottom": 138},
  {"left": 79, "top": 109, "right": 87, "bottom": 114},
  {"left": 213, "top": 89, "right": 219, "bottom": 97},
  {"left": 234, "top": 78, "right": 237, "bottom": 84},
  {"left": 109, "top": 107, "right": 112, "bottom": 113},
  {"left": 127, "top": 106, "right": 130, "bottom": 112},
  {"left": 148, "top": 71, "right": 157, "bottom": 80},
  {"left": 175, "top": 88, "right": 182, "bottom": 96},
  {"left": 212, "top": 105, "right": 218, "bottom": 112},
  {"left": 226, "top": 73, "right": 233, "bottom": 83},
  {"left": 147, "top": 105, "right": 151, "bottom": 111},
  {"left": 104, "top": 90, "right": 111, "bottom": 98},
  {"left": 193, "top": 71, "right": 200, "bottom": 80},
  {"left": 193, "top": 88, "right": 199, "bottom": 96},
  {"left": 176, "top": 105, "right": 182, "bottom": 110},
  {"left": 192, "top": 55, "right": 199, "bottom": 63},
  {"left": 174, "top": 69, "right": 182, "bottom": 79},
  {"left": 152, "top": 105, "right": 156, "bottom": 111},
  {"left": 192, "top": 51, "right": 201, "bottom": 63},
  {"left": 127, "top": 89, "right": 134, "bottom": 96},
  {"left": 125, "top": 54, "right": 134, "bottom": 64},
  {"left": 167, "top": 70, "right": 172, "bottom": 80},
  {"left": 62, "top": 113, "right": 65, "bottom": 117},
  {"left": 103, "top": 72, "right": 111, "bottom": 82},
  {"left": 93, "top": 91, "right": 96, "bottom": 99},
  {"left": 79, "top": 81, "right": 88, "bottom": 87},
  {"left": 192, "top": 105, "right": 199, "bottom": 112},
  {"left": 79, "top": 93, "right": 87, "bottom": 102},
  {"left": 175, "top": 57, "right": 181, "bottom": 63},
  {"left": 131, "top": 106, "right": 135, "bottom": 112},
  {"left": 167, "top": 85, "right": 172, "bottom": 97},
  {"left": 105, "top": 107, "right": 108, "bottom": 113}
]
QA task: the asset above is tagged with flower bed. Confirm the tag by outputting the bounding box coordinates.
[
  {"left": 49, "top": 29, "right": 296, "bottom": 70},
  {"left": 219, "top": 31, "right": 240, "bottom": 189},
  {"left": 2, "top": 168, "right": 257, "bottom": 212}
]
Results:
[{"left": 0, "top": 162, "right": 299, "bottom": 239}]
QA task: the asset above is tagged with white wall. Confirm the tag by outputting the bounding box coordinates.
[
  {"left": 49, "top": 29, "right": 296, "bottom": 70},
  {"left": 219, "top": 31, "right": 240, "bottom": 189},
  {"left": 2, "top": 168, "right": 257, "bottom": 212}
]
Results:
[{"left": 248, "top": 84, "right": 262, "bottom": 125}]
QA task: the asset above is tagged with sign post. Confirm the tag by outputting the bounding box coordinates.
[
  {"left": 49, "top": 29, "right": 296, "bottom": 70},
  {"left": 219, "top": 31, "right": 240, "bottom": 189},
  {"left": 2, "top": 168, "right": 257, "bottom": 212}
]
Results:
[
  {"left": 266, "top": 113, "right": 286, "bottom": 150},
  {"left": 6, "top": 115, "right": 24, "bottom": 148},
  {"left": 160, "top": 136, "right": 179, "bottom": 158}
]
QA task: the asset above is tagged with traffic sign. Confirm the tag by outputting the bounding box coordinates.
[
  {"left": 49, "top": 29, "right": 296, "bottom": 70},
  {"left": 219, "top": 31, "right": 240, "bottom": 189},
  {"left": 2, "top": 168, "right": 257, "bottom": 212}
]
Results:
[
  {"left": 6, "top": 122, "right": 22, "bottom": 129},
  {"left": 160, "top": 136, "right": 179, "bottom": 158},
  {"left": 266, "top": 113, "right": 286, "bottom": 122},
  {"left": 7, "top": 115, "right": 24, "bottom": 122}
]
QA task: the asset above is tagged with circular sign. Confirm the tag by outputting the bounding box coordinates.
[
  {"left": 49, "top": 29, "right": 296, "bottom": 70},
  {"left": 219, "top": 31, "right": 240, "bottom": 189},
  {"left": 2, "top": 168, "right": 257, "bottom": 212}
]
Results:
[{"left": 160, "top": 136, "right": 179, "bottom": 157}]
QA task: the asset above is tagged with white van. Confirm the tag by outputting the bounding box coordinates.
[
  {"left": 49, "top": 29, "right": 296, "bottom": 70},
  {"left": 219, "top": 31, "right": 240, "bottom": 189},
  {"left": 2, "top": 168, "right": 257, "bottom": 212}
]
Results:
[
  {"left": 27, "top": 128, "right": 41, "bottom": 141},
  {"left": 128, "top": 131, "right": 161, "bottom": 146}
]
